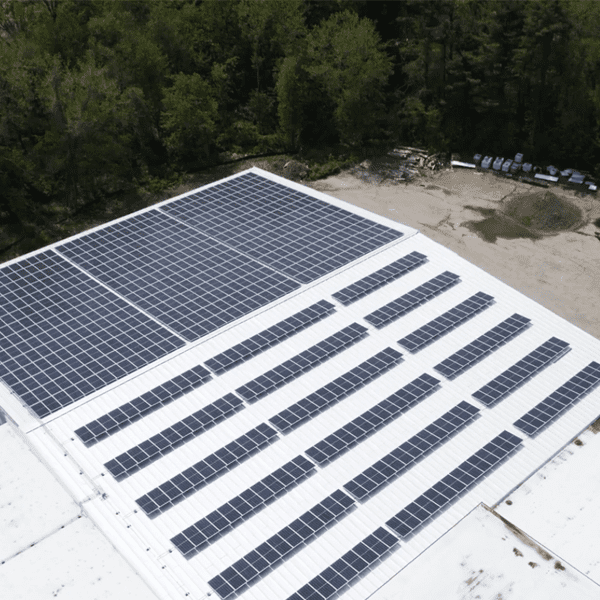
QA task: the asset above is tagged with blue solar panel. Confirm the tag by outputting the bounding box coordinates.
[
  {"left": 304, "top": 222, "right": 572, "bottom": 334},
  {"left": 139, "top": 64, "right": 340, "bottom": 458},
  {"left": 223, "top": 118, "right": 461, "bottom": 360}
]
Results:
[
  {"left": 269, "top": 348, "right": 403, "bottom": 434},
  {"left": 74, "top": 364, "right": 212, "bottom": 445},
  {"left": 0, "top": 250, "right": 185, "bottom": 419},
  {"left": 57, "top": 210, "right": 300, "bottom": 341},
  {"left": 398, "top": 292, "right": 494, "bottom": 352},
  {"left": 235, "top": 323, "right": 368, "bottom": 403},
  {"left": 514, "top": 361, "right": 600, "bottom": 435},
  {"left": 344, "top": 401, "right": 479, "bottom": 501},
  {"left": 208, "top": 490, "right": 355, "bottom": 599},
  {"left": 332, "top": 251, "right": 427, "bottom": 305},
  {"left": 364, "top": 272, "right": 460, "bottom": 329},
  {"left": 472, "top": 337, "right": 570, "bottom": 406},
  {"left": 160, "top": 172, "right": 404, "bottom": 285},
  {"left": 385, "top": 430, "right": 522, "bottom": 538},
  {"left": 434, "top": 314, "right": 531, "bottom": 379},
  {"left": 135, "top": 423, "right": 278, "bottom": 517},
  {"left": 286, "top": 527, "right": 399, "bottom": 600},
  {"left": 171, "top": 455, "right": 316, "bottom": 557},
  {"left": 104, "top": 393, "right": 245, "bottom": 479},
  {"left": 205, "top": 301, "right": 336, "bottom": 374},
  {"left": 305, "top": 373, "right": 440, "bottom": 465}
]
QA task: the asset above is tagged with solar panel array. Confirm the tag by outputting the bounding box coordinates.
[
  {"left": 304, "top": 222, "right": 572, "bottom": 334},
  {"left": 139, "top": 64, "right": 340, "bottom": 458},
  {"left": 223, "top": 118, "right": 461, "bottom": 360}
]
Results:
[
  {"left": 472, "top": 337, "right": 570, "bottom": 406},
  {"left": 514, "top": 361, "right": 600, "bottom": 435},
  {"left": 305, "top": 373, "right": 440, "bottom": 465},
  {"left": 235, "top": 323, "right": 368, "bottom": 404},
  {"left": 269, "top": 348, "right": 403, "bottom": 434},
  {"left": 74, "top": 364, "right": 213, "bottom": 445},
  {"left": 205, "top": 301, "right": 336, "bottom": 374},
  {"left": 208, "top": 490, "right": 356, "bottom": 599},
  {"left": 385, "top": 430, "right": 522, "bottom": 538},
  {"left": 398, "top": 292, "right": 494, "bottom": 353},
  {"left": 434, "top": 314, "right": 531, "bottom": 379},
  {"left": 0, "top": 251, "right": 185, "bottom": 419},
  {"left": 160, "top": 172, "right": 404, "bottom": 284},
  {"left": 344, "top": 401, "right": 480, "bottom": 501},
  {"left": 332, "top": 251, "right": 427, "bottom": 306},
  {"left": 364, "top": 272, "right": 460, "bottom": 329}
]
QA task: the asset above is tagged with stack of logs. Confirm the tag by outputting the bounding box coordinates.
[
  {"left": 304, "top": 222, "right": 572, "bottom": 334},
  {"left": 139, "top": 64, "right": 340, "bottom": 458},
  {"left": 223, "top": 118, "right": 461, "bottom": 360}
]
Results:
[{"left": 388, "top": 147, "right": 444, "bottom": 171}]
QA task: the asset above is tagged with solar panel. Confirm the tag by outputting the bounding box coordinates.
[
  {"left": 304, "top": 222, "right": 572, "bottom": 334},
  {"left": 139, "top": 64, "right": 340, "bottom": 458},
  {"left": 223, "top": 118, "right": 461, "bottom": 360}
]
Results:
[
  {"left": 171, "top": 455, "right": 316, "bottom": 557},
  {"left": 514, "top": 361, "right": 600, "bottom": 436},
  {"left": 344, "top": 401, "right": 479, "bottom": 501},
  {"left": 208, "top": 489, "right": 355, "bottom": 599},
  {"left": 472, "top": 337, "right": 570, "bottom": 406},
  {"left": 205, "top": 300, "right": 336, "bottom": 374},
  {"left": 332, "top": 251, "right": 427, "bottom": 306},
  {"left": 286, "top": 527, "right": 399, "bottom": 600},
  {"left": 0, "top": 250, "right": 185, "bottom": 419},
  {"left": 398, "top": 292, "right": 494, "bottom": 353},
  {"left": 434, "top": 314, "right": 531, "bottom": 379},
  {"left": 269, "top": 348, "right": 403, "bottom": 434},
  {"left": 385, "top": 430, "right": 522, "bottom": 538},
  {"left": 235, "top": 323, "right": 369, "bottom": 403},
  {"left": 57, "top": 210, "right": 300, "bottom": 341},
  {"left": 74, "top": 364, "right": 212, "bottom": 445},
  {"left": 135, "top": 423, "right": 278, "bottom": 517},
  {"left": 160, "top": 172, "right": 404, "bottom": 284},
  {"left": 364, "top": 272, "right": 460, "bottom": 329},
  {"left": 305, "top": 373, "right": 440, "bottom": 465},
  {"left": 104, "top": 393, "right": 245, "bottom": 479}
]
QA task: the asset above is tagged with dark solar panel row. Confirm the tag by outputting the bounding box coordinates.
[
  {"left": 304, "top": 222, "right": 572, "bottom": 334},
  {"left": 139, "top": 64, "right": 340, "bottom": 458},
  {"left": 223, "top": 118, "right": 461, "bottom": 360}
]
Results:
[
  {"left": 204, "top": 300, "right": 336, "bottom": 374},
  {"left": 135, "top": 423, "right": 278, "bottom": 517},
  {"left": 398, "top": 292, "right": 494, "bottom": 353},
  {"left": 235, "top": 323, "right": 369, "bottom": 404},
  {"left": 514, "top": 361, "right": 600, "bottom": 436},
  {"left": 161, "top": 172, "right": 404, "bottom": 285},
  {"left": 331, "top": 251, "right": 427, "bottom": 306},
  {"left": 269, "top": 348, "right": 403, "bottom": 434},
  {"left": 286, "top": 527, "right": 399, "bottom": 600},
  {"left": 0, "top": 251, "right": 185, "bottom": 419},
  {"left": 386, "top": 430, "right": 523, "bottom": 538},
  {"left": 472, "top": 337, "right": 570, "bottom": 406},
  {"left": 171, "top": 455, "right": 316, "bottom": 556},
  {"left": 208, "top": 490, "right": 355, "bottom": 599},
  {"left": 434, "top": 314, "right": 531, "bottom": 379},
  {"left": 344, "top": 401, "right": 480, "bottom": 501},
  {"left": 104, "top": 393, "right": 244, "bottom": 479},
  {"left": 305, "top": 373, "right": 440, "bottom": 465},
  {"left": 74, "top": 364, "right": 212, "bottom": 445},
  {"left": 364, "top": 272, "right": 460, "bottom": 329}
]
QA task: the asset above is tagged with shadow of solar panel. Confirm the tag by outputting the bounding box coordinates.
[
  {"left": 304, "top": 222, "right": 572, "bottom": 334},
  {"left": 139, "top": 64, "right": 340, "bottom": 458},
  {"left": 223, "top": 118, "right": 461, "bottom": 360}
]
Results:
[
  {"left": 135, "top": 423, "right": 278, "bottom": 517},
  {"left": 332, "top": 251, "right": 427, "bottom": 306},
  {"left": 104, "top": 393, "right": 245, "bottom": 479},
  {"left": 159, "top": 172, "right": 404, "bottom": 285},
  {"left": 306, "top": 373, "right": 440, "bottom": 465},
  {"left": 386, "top": 430, "right": 522, "bottom": 539},
  {"left": 205, "top": 300, "right": 336, "bottom": 374},
  {"left": 364, "top": 271, "right": 460, "bottom": 329},
  {"left": 344, "top": 401, "right": 479, "bottom": 501},
  {"left": 57, "top": 210, "right": 301, "bottom": 342},
  {"left": 514, "top": 361, "right": 600, "bottom": 436},
  {"left": 0, "top": 250, "right": 185, "bottom": 419},
  {"left": 398, "top": 292, "right": 494, "bottom": 353},
  {"left": 74, "top": 364, "right": 212, "bottom": 445},
  {"left": 235, "top": 323, "right": 368, "bottom": 403},
  {"left": 208, "top": 490, "right": 355, "bottom": 599},
  {"left": 434, "top": 314, "right": 531, "bottom": 379},
  {"left": 286, "top": 527, "right": 399, "bottom": 600},
  {"left": 171, "top": 455, "right": 316, "bottom": 557},
  {"left": 269, "top": 348, "right": 403, "bottom": 434},
  {"left": 472, "top": 337, "right": 570, "bottom": 406}
]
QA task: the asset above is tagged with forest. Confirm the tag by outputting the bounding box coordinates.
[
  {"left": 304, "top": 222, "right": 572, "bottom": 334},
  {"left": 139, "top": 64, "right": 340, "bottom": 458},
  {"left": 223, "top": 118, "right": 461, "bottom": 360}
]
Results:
[{"left": 1, "top": 0, "right": 600, "bottom": 259}]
